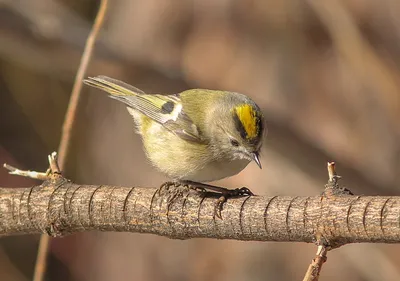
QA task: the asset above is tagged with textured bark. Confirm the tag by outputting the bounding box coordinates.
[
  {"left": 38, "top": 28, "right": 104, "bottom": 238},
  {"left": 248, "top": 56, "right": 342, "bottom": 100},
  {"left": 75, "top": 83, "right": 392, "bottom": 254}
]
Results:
[{"left": 0, "top": 177, "right": 399, "bottom": 247}]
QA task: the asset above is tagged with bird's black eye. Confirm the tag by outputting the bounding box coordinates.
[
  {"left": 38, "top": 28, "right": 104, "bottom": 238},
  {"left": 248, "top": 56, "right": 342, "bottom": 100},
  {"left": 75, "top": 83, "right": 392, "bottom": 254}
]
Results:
[{"left": 230, "top": 139, "right": 239, "bottom": 147}]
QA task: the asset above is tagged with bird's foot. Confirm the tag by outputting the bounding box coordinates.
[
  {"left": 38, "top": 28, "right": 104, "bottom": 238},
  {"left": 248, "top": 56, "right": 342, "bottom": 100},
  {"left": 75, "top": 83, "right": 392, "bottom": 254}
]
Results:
[
  {"left": 158, "top": 181, "right": 180, "bottom": 195},
  {"left": 158, "top": 181, "right": 191, "bottom": 207},
  {"left": 180, "top": 181, "right": 255, "bottom": 219}
]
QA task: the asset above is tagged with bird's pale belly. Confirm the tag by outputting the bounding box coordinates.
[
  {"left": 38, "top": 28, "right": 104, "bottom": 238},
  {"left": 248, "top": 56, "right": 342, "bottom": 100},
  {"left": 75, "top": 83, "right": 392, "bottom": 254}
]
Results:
[
  {"left": 141, "top": 121, "right": 251, "bottom": 182},
  {"left": 181, "top": 158, "right": 250, "bottom": 182},
  {"left": 147, "top": 144, "right": 251, "bottom": 182}
]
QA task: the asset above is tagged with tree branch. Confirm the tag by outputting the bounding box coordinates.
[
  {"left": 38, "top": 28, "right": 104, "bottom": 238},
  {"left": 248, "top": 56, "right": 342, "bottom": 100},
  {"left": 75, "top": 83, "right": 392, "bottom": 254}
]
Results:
[{"left": 1, "top": 159, "right": 399, "bottom": 248}]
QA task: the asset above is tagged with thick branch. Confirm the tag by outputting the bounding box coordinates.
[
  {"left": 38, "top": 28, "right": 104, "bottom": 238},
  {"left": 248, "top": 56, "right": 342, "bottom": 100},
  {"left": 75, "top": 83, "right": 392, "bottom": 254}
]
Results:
[{"left": 0, "top": 178, "right": 399, "bottom": 247}]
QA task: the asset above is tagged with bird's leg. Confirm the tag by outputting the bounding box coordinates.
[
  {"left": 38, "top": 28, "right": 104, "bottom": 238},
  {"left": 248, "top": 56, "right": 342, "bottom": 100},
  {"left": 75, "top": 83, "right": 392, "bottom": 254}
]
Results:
[
  {"left": 179, "top": 180, "right": 255, "bottom": 218},
  {"left": 180, "top": 180, "right": 254, "bottom": 196}
]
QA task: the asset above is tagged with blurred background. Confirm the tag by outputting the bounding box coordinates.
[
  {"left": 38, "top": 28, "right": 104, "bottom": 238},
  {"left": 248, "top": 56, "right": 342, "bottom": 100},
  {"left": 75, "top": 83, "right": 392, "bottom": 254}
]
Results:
[{"left": 0, "top": 0, "right": 399, "bottom": 280}]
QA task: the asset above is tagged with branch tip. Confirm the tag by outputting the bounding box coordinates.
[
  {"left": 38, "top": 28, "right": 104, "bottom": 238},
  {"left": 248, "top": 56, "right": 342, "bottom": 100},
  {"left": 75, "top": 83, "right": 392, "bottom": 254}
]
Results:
[
  {"left": 327, "top": 162, "right": 341, "bottom": 184},
  {"left": 3, "top": 163, "right": 49, "bottom": 180},
  {"left": 3, "top": 153, "right": 63, "bottom": 181},
  {"left": 327, "top": 162, "right": 336, "bottom": 182},
  {"left": 3, "top": 163, "right": 17, "bottom": 172},
  {"left": 48, "top": 152, "right": 61, "bottom": 174}
]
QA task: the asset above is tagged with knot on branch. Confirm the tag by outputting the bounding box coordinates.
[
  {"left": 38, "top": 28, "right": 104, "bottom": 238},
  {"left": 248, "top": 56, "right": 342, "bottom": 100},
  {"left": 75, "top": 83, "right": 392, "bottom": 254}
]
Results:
[
  {"left": 44, "top": 217, "right": 70, "bottom": 237},
  {"left": 323, "top": 162, "right": 353, "bottom": 198}
]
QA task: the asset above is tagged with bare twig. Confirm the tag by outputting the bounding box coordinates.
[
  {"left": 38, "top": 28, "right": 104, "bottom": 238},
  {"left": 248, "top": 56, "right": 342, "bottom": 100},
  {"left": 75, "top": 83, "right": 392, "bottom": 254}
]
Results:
[
  {"left": 302, "top": 162, "right": 343, "bottom": 280},
  {"left": 303, "top": 245, "right": 328, "bottom": 281},
  {"left": 327, "top": 162, "right": 336, "bottom": 183},
  {"left": 3, "top": 163, "right": 49, "bottom": 181},
  {"left": 327, "top": 161, "right": 341, "bottom": 184},
  {"left": 57, "top": 0, "right": 108, "bottom": 163},
  {"left": 3, "top": 152, "right": 60, "bottom": 181},
  {"left": 4, "top": 152, "right": 60, "bottom": 181},
  {"left": 302, "top": 162, "right": 338, "bottom": 280},
  {"left": 33, "top": 1, "right": 109, "bottom": 281},
  {"left": 48, "top": 152, "right": 61, "bottom": 174}
]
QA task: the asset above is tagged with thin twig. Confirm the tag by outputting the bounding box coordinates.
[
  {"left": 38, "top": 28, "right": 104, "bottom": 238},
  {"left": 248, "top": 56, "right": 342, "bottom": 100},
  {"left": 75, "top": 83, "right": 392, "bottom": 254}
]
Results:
[
  {"left": 32, "top": 1, "right": 108, "bottom": 281},
  {"left": 57, "top": 0, "right": 108, "bottom": 164},
  {"left": 302, "top": 245, "right": 328, "bottom": 281},
  {"left": 302, "top": 162, "right": 335, "bottom": 280},
  {"left": 48, "top": 152, "right": 61, "bottom": 174},
  {"left": 4, "top": 153, "right": 58, "bottom": 181},
  {"left": 327, "top": 162, "right": 336, "bottom": 183},
  {"left": 327, "top": 161, "right": 342, "bottom": 185},
  {"left": 3, "top": 163, "right": 49, "bottom": 181}
]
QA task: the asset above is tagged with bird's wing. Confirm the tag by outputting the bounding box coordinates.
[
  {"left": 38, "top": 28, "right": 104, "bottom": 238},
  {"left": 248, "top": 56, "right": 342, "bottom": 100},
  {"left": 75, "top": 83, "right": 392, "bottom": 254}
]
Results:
[{"left": 83, "top": 76, "right": 205, "bottom": 143}]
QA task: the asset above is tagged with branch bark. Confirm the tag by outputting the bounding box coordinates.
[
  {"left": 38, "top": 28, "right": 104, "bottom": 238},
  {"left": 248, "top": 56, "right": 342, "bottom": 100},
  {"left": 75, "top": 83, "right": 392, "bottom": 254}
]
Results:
[{"left": 1, "top": 174, "right": 399, "bottom": 248}]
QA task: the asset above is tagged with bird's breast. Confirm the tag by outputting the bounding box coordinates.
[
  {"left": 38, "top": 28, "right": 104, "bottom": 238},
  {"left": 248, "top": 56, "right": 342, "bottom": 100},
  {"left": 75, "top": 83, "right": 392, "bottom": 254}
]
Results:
[
  {"left": 181, "top": 158, "right": 250, "bottom": 182},
  {"left": 139, "top": 120, "right": 251, "bottom": 183}
]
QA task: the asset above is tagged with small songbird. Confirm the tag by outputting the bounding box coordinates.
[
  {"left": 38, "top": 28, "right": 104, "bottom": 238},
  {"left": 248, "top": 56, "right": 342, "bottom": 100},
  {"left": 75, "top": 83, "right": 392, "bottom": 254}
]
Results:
[{"left": 83, "top": 76, "right": 266, "bottom": 210}]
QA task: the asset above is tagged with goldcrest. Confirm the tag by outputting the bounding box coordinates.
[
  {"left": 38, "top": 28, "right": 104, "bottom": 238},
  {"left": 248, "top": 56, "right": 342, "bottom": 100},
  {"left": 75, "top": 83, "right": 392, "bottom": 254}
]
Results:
[{"left": 83, "top": 76, "right": 266, "bottom": 195}]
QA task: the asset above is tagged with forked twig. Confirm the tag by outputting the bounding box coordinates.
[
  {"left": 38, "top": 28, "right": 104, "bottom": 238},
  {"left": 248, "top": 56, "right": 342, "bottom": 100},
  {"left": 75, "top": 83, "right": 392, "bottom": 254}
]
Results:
[
  {"left": 302, "top": 161, "right": 338, "bottom": 280},
  {"left": 4, "top": 152, "right": 59, "bottom": 180}
]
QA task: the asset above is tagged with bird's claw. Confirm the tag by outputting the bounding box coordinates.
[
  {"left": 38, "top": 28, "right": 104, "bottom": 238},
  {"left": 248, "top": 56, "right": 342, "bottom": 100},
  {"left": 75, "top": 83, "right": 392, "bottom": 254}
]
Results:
[
  {"left": 231, "top": 187, "right": 254, "bottom": 196},
  {"left": 214, "top": 187, "right": 254, "bottom": 219},
  {"left": 174, "top": 181, "right": 255, "bottom": 219}
]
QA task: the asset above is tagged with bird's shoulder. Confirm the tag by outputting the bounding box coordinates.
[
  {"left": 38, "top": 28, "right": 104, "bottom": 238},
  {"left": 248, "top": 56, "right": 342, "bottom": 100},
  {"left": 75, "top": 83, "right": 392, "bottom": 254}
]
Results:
[{"left": 178, "top": 89, "right": 228, "bottom": 119}]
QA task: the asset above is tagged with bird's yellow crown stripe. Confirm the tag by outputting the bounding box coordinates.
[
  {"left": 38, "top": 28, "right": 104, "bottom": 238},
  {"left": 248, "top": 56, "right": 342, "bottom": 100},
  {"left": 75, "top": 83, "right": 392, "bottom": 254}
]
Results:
[{"left": 235, "top": 104, "right": 258, "bottom": 139}]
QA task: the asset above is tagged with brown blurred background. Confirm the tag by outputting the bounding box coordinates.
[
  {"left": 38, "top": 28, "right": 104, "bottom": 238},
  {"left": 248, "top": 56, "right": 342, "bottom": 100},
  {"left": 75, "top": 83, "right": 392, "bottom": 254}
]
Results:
[{"left": 1, "top": 0, "right": 400, "bottom": 280}]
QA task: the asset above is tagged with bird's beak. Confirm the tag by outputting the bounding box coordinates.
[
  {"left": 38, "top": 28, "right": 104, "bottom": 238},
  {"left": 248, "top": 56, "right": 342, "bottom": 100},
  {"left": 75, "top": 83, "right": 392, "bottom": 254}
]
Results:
[{"left": 251, "top": 152, "right": 262, "bottom": 169}]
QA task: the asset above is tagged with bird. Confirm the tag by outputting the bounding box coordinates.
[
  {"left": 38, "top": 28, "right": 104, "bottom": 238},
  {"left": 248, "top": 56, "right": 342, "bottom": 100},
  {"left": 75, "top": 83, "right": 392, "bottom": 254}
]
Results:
[{"left": 83, "top": 76, "right": 266, "bottom": 216}]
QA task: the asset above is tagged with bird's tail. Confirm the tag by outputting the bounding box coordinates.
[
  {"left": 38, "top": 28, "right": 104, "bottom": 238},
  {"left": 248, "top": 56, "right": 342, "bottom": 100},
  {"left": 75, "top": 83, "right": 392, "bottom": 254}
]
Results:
[{"left": 83, "top": 75, "right": 145, "bottom": 97}]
